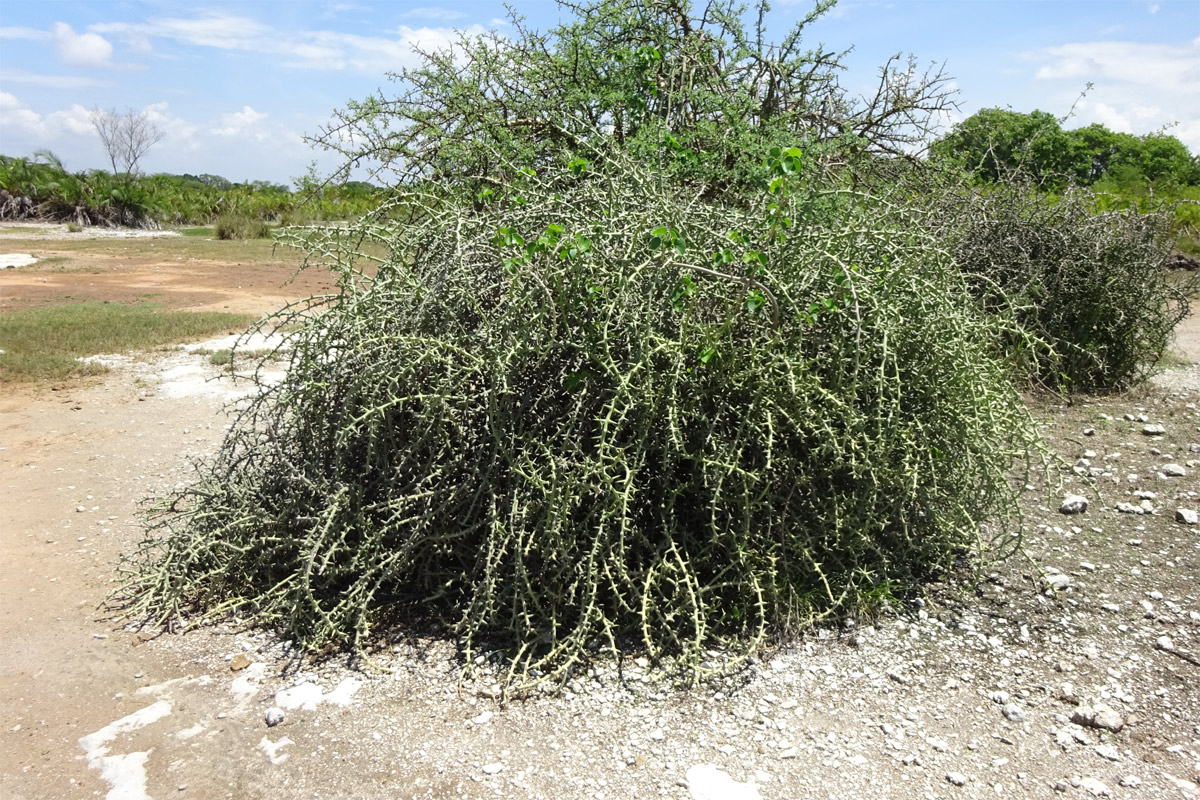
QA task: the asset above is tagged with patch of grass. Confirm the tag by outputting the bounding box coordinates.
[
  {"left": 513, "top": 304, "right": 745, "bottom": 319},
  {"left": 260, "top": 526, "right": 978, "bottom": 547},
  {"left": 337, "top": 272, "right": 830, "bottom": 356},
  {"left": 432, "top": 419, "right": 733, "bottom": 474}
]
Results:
[
  {"left": 2, "top": 236, "right": 302, "bottom": 266},
  {"left": 215, "top": 215, "right": 272, "bottom": 240},
  {"left": 207, "top": 348, "right": 232, "bottom": 366},
  {"left": 208, "top": 347, "right": 272, "bottom": 370},
  {"left": 180, "top": 227, "right": 216, "bottom": 238},
  {"left": 0, "top": 302, "right": 255, "bottom": 383}
]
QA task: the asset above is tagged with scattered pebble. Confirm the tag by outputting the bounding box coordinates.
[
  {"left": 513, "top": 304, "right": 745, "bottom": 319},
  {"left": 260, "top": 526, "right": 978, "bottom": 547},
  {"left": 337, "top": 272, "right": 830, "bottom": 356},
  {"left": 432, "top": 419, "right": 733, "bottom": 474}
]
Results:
[
  {"left": 1001, "top": 703, "right": 1026, "bottom": 723},
  {"left": 1072, "top": 705, "right": 1124, "bottom": 733},
  {"left": 1059, "top": 495, "right": 1088, "bottom": 515}
]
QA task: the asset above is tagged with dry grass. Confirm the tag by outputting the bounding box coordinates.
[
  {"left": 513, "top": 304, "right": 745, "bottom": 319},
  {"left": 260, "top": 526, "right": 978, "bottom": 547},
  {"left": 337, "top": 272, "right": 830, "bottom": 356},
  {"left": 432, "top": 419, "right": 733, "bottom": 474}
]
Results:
[{"left": 0, "top": 302, "right": 254, "bottom": 382}]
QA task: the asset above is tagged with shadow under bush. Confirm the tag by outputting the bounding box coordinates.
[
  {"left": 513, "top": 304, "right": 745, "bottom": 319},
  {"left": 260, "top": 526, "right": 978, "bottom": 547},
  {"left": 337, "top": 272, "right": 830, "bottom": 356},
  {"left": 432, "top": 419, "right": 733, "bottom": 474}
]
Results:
[{"left": 120, "top": 156, "right": 1038, "bottom": 690}]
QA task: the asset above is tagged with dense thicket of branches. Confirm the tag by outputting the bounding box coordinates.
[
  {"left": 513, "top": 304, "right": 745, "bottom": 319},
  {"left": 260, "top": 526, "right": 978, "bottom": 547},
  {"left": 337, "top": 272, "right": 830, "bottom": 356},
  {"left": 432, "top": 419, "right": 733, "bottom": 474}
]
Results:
[
  {"left": 312, "top": 0, "right": 957, "bottom": 197},
  {"left": 120, "top": 0, "right": 1192, "bottom": 689},
  {"left": 124, "top": 144, "right": 1038, "bottom": 689},
  {"left": 928, "top": 179, "right": 1190, "bottom": 391}
]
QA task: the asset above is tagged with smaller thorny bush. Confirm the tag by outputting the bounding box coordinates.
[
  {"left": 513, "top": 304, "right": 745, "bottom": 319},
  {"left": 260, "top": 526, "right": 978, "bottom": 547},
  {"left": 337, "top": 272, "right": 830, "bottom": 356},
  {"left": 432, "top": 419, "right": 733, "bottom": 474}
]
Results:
[
  {"left": 120, "top": 145, "right": 1040, "bottom": 691},
  {"left": 925, "top": 179, "right": 1193, "bottom": 392}
]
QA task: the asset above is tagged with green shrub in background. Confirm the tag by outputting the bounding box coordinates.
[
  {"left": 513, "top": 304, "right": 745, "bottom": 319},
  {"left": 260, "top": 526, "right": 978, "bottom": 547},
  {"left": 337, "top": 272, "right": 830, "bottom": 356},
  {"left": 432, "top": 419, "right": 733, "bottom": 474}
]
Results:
[
  {"left": 214, "top": 213, "right": 272, "bottom": 240},
  {"left": 927, "top": 179, "right": 1193, "bottom": 391},
  {"left": 122, "top": 144, "right": 1039, "bottom": 690},
  {"left": 0, "top": 155, "right": 382, "bottom": 229},
  {"left": 0, "top": 152, "right": 159, "bottom": 228}
]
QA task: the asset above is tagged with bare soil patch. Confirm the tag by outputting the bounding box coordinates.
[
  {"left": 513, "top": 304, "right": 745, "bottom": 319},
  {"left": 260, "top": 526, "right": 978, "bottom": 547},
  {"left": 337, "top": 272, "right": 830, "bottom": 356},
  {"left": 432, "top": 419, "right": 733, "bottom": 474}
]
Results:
[
  {"left": 0, "top": 232, "right": 333, "bottom": 316},
  {"left": 2, "top": 237, "right": 1198, "bottom": 800}
]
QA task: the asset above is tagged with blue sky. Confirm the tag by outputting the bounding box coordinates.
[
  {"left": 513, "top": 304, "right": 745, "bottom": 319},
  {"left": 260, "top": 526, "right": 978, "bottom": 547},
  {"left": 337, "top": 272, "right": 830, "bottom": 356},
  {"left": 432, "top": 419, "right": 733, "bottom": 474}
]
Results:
[{"left": 0, "top": 0, "right": 1197, "bottom": 185}]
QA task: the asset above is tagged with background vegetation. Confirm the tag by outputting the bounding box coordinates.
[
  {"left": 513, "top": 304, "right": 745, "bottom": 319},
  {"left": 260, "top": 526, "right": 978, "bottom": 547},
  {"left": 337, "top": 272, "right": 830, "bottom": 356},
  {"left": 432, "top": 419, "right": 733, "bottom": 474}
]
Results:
[
  {"left": 0, "top": 152, "right": 381, "bottom": 234},
  {"left": 930, "top": 108, "right": 1200, "bottom": 255}
]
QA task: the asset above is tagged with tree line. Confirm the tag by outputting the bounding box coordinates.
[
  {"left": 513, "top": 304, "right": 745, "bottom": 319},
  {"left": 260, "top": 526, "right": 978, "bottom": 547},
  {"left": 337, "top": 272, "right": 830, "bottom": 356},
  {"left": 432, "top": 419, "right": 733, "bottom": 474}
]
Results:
[{"left": 931, "top": 107, "right": 1199, "bottom": 188}]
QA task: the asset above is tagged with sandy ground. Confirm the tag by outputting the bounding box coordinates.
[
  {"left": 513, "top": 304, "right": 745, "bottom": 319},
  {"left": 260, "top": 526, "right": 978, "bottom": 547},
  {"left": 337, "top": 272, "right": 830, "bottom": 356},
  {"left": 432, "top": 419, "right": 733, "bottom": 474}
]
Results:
[{"left": 2, "top": 236, "right": 1199, "bottom": 800}]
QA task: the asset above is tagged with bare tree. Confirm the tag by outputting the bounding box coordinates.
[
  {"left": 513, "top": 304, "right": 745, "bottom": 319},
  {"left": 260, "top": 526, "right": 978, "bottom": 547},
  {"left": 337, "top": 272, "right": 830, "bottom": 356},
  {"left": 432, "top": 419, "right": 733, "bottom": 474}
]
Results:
[{"left": 90, "top": 107, "right": 164, "bottom": 177}]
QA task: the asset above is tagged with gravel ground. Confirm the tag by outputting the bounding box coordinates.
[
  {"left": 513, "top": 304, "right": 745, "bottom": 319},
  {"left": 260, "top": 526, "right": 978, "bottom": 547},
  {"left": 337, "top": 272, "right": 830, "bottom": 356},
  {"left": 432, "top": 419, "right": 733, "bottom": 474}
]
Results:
[{"left": 3, "top": 344, "right": 1199, "bottom": 800}]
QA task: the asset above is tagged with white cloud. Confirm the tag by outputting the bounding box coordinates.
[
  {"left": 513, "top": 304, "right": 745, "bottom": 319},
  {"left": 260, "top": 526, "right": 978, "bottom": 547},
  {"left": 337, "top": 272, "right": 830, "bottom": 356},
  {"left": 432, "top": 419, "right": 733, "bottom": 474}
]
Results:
[
  {"left": 142, "top": 101, "right": 199, "bottom": 150},
  {"left": 0, "top": 92, "right": 93, "bottom": 140},
  {"left": 92, "top": 12, "right": 488, "bottom": 73},
  {"left": 322, "top": 1, "right": 365, "bottom": 14},
  {"left": 214, "top": 106, "right": 270, "bottom": 139},
  {"left": 0, "top": 69, "right": 109, "bottom": 89},
  {"left": 1034, "top": 40, "right": 1200, "bottom": 94},
  {"left": 92, "top": 13, "right": 272, "bottom": 52},
  {"left": 402, "top": 8, "right": 467, "bottom": 21},
  {"left": 0, "top": 91, "right": 46, "bottom": 135},
  {"left": 0, "top": 26, "right": 50, "bottom": 41},
  {"left": 1030, "top": 38, "right": 1200, "bottom": 152},
  {"left": 52, "top": 22, "right": 113, "bottom": 67},
  {"left": 47, "top": 104, "right": 95, "bottom": 136}
]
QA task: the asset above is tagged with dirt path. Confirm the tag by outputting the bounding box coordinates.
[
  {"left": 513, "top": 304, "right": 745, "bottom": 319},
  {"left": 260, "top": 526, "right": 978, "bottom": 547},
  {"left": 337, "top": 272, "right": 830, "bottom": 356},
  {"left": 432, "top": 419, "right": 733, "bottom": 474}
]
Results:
[{"left": 2, "top": 251, "right": 1199, "bottom": 800}]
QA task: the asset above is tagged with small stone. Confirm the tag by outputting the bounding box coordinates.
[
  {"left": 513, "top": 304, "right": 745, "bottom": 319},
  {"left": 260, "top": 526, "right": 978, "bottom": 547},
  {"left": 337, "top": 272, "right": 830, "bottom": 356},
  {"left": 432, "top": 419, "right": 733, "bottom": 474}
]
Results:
[
  {"left": 1083, "top": 428, "right": 1096, "bottom": 436},
  {"left": 1072, "top": 704, "right": 1124, "bottom": 733},
  {"left": 76, "top": 506, "right": 85, "bottom": 513},
  {"left": 1155, "top": 635, "right": 1175, "bottom": 652},
  {"left": 1118, "top": 776, "right": 1142, "bottom": 788},
  {"left": 779, "top": 748, "right": 799, "bottom": 759},
  {"left": 1143, "top": 424, "right": 1166, "bottom": 435},
  {"left": 1100, "top": 603, "right": 1120, "bottom": 613},
  {"left": 1078, "top": 776, "right": 1111, "bottom": 797},
  {"left": 481, "top": 763, "right": 503, "bottom": 775},
  {"left": 1045, "top": 573, "right": 1072, "bottom": 591},
  {"left": 470, "top": 711, "right": 494, "bottom": 725},
  {"left": 1094, "top": 744, "right": 1121, "bottom": 761},
  {"left": 1115, "top": 502, "right": 1143, "bottom": 515},
  {"left": 927, "top": 737, "right": 950, "bottom": 753},
  {"left": 946, "top": 771, "right": 968, "bottom": 787},
  {"left": 1002, "top": 703, "right": 1026, "bottom": 723},
  {"left": 1176, "top": 508, "right": 1199, "bottom": 525},
  {"left": 264, "top": 707, "right": 285, "bottom": 727},
  {"left": 1060, "top": 495, "right": 1088, "bottom": 515},
  {"left": 648, "top": 728, "right": 665, "bottom": 741},
  {"left": 1161, "top": 463, "right": 1187, "bottom": 477},
  {"left": 230, "top": 654, "right": 252, "bottom": 672}
]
